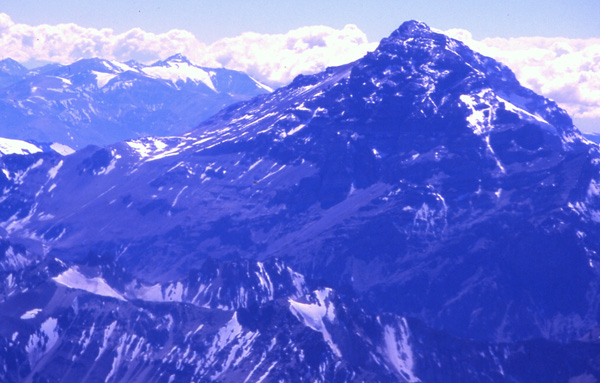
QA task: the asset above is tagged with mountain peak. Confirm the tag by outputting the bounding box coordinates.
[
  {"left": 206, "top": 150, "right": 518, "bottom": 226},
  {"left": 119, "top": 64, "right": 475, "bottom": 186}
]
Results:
[
  {"left": 368, "top": 20, "right": 574, "bottom": 134},
  {"left": 380, "top": 20, "right": 434, "bottom": 44},
  {"left": 394, "top": 19, "right": 431, "bottom": 35},
  {"left": 124, "top": 59, "right": 144, "bottom": 69},
  {"left": 0, "top": 57, "right": 28, "bottom": 76},
  {"left": 162, "top": 53, "right": 192, "bottom": 65},
  {"left": 377, "top": 20, "right": 455, "bottom": 52}
]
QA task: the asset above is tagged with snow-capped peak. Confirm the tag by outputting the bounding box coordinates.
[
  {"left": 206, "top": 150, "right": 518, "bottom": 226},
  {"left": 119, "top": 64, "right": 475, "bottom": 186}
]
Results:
[
  {"left": 394, "top": 20, "right": 430, "bottom": 35},
  {"left": 142, "top": 56, "right": 217, "bottom": 91},
  {"left": 161, "top": 53, "right": 191, "bottom": 64}
]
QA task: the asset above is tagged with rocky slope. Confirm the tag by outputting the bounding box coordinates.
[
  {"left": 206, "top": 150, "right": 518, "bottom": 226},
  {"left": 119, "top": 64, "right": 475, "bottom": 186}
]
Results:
[{"left": 1, "top": 21, "right": 600, "bottom": 382}]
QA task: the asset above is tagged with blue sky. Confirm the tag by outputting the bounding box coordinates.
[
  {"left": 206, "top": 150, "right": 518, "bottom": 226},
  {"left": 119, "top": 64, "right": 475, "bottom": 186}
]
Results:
[{"left": 2, "top": 0, "right": 599, "bottom": 43}]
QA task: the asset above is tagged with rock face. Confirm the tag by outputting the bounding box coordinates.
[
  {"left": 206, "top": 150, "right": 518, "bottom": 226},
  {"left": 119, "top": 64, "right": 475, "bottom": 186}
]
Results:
[
  {"left": 0, "top": 55, "right": 271, "bottom": 148},
  {"left": 1, "top": 21, "right": 600, "bottom": 382}
]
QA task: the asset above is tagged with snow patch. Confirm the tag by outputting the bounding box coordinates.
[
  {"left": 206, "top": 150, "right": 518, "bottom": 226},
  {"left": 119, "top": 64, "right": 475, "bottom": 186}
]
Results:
[
  {"left": 0, "top": 247, "right": 31, "bottom": 271},
  {"left": 287, "top": 124, "right": 306, "bottom": 136},
  {"left": 0, "top": 138, "right": 42, "bottom": 155},
  {"left": 172, "top": 185, "right": 188, "bottom": 207},
  {"left": 288, "top": 288, "right": 340, "bottom": 357},
  {"left": 50, "top": 143, "right": 75, "bottom": 156},
  {"left": 127, "top": 281, "right": 184, "bottom": 302},
  {"left": 248, "top": 158, "right": 263, "bottom": 171},
  {"left": 96, "top": 321, "right": 117, "bottom": 361},
  {"left": 381, "top": 318, "right": 419, "bottom": 382},
  {"left": 287, "top": 266, "right": 307, "bottom": 298},
  {"left": 53, "top": 267, "right": 126, "bottom": 301},
  {"left": 202, "top": 311, "right": 250, "bottom": 373},
  {"left": 91, "top": 71, "right": 117, "bottom": 88},
  {"left": 256, "top": 262, "right": 274, "bottom": 300},
  {"left": 126, "top": 137, "right": 190, "bottom": 162},
  {"left": 256, "top": 361, "right": 277, "bottom": 383},
  {"left": 47, "top": 160, "right": 63, "bottom": 180},
  {"left": 26, "top": 317, "right": 59, "bottom": 364},
  {"left": 20, "top": 308, "right": 42, "bottom": 320},
  {"left": 587, "top": 179, "right": 600, "bottom": 199},
  {"left": 129, "top": 282, "right": 163, "bottom": 302},
  {"left": 126, "top": 139, "right": 161, "bottom": 159},
  {"left": 77, "top": 323, "right": 95, "bottom": 356},
  {"left": 485, "top": 135, "right": 506, "bottom": 174},
  {"left": 460, "top": 93, "right": 490, "bottom": 135},
  {"left": 96, "top": 157, "right": 117, "bottom": 176},
  {"left": 164, "top": 282, "right": 185, "bottom": 302},
  {"left": 142, "top": 62, "right": 216, "bottom": 91},
  {"left": 497, "top": 96, "right": 548, "bottom": 124}
]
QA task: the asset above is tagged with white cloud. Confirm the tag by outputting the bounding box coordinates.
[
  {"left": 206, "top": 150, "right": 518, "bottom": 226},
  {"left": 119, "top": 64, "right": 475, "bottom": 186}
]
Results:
[
  {"left": 189, "top": 24, "right": 376, "bottom": 86},
  {"left": 0, "top": 13, "right": 375, "bottom": 87},
  {"left": 445, "top": 29, "right": 600, "bottom": 121},
  {"left": 0, "top": 14, "right": 204, "bottom": 66},
  {"left": 0, "top": 13, "right": 597, "bottom": 126}
]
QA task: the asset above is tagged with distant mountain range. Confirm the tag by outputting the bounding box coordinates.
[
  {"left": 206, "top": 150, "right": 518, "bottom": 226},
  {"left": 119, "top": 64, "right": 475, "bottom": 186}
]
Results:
[
  {"left": 1, "top": 21, "right": 600, "bottom": 382},
  {"left": 0, "top": 55, "right": 271, "bottom": 148}
]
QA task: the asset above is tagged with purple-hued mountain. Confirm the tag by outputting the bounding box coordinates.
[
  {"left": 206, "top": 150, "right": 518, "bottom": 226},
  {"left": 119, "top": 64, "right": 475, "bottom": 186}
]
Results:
[
  {"left": 1, "top": 21, "right": 599, "bottom": 382},
  {"left": 0, "top": 54, "right": 271, "bottom": 148}
]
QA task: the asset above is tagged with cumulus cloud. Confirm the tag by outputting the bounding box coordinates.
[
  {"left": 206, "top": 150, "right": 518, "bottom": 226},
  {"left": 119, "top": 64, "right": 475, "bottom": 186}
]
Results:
[
  {"left": 0, "top": 13, "right": 597, "bottom": 125},
  {"left": 0, "top": 13, "right": 375, "bottom": 87},
  {"left": 0, "top": 13, "right": 204, "bottom": 66},
  {"left": 445, "top": 29, "right": 600, "bottom": 121},
  {"left": 189, "top": 25, "right": 376, "bottom": 86}
]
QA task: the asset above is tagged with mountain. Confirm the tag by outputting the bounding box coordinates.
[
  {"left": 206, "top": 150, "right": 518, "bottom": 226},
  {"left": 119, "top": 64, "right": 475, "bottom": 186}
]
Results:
[
  {"left": 1, "top": 20, "right": 600, "bottom": 382},
  {"left": 0, "top": 58, "right": 28, "bottom": 88},
  {"left": 584, "top": 132, "right": 600, "bottom": 144},
  {"left": 1, "top": 254, "right": 598, "bottom": 383},
  {"left": 0, "top": 55, "right": 271, "bottom": 148}
]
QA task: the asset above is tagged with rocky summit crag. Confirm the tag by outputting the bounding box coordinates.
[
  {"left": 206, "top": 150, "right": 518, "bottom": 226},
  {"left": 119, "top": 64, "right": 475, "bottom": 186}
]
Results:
[{"left": 0, "top": 21, "right": 600, "bottom": 382}]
